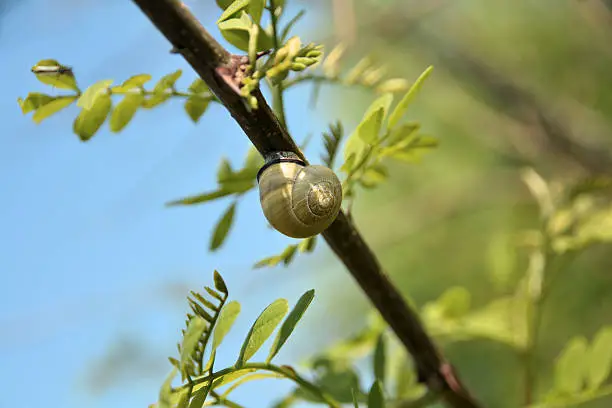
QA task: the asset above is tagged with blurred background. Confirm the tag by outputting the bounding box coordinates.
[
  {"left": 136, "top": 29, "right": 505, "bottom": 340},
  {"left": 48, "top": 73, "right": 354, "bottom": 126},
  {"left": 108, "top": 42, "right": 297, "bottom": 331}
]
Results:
[{"left": 2, "top": 0, "right": 612, "bottom": 407}]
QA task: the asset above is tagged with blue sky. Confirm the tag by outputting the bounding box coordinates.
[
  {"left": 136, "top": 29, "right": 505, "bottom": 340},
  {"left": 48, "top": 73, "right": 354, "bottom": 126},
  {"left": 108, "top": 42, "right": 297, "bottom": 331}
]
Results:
[{"left": 0, "top": 1, "right": 368, "bottom": 407}]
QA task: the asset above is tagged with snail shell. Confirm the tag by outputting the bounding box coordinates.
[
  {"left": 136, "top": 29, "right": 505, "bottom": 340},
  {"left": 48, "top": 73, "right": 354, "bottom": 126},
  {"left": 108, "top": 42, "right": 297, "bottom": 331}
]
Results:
[{"left": 257, "top": 151, "right": 343, "bottom": 238}]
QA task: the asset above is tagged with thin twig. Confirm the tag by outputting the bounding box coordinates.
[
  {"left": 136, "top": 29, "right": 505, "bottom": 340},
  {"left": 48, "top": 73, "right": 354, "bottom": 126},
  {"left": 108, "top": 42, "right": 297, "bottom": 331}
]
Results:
[
  {"left": 181, "top": 362, "right": 340, "bottom": 408},
  {"left": 130, "top": 1, "right": 481, "bottom": 407}
]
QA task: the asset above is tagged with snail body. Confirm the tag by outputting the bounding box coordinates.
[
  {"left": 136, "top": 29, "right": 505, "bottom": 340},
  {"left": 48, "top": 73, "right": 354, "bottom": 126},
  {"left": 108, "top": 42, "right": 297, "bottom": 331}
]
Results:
[{"left": 257, "top": 152, "right": 343, "bottom": 238}]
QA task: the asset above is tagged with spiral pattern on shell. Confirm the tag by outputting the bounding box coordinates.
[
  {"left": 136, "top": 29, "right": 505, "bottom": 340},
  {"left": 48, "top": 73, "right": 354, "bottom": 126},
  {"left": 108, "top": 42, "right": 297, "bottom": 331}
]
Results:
[{"left": 257, "top": 153, "right": 343, "bottom": 238}]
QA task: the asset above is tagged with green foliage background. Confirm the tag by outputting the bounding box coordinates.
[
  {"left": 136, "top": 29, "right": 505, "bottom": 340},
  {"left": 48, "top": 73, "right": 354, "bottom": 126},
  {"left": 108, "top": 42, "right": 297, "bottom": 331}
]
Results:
[{"left": 308, "top": 1, "right": 612, "bottom": 407}]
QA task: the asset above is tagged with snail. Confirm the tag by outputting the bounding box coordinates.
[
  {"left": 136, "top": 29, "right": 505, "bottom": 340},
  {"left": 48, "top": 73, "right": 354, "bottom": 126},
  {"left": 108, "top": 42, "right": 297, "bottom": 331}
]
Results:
[{"left": 257, "top": 151, "right": 343, "bottom": 238}]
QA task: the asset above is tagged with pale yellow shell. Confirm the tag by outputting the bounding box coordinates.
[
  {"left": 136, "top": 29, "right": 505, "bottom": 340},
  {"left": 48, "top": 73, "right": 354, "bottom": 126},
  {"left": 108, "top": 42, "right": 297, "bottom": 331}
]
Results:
[{"left": 258, "top": 162, "right": 343, "bottom": 238}]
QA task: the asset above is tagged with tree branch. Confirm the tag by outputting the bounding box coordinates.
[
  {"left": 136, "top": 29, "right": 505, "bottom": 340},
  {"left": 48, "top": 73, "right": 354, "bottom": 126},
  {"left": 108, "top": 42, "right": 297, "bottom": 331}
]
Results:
[{"left": 130, "top": 1, "right": 481, "bottom": 407}]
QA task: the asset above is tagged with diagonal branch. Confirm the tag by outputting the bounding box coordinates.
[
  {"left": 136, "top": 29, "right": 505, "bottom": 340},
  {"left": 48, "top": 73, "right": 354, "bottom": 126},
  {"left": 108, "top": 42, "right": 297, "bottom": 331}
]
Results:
[{"left": 131, "top": 1, "right": 481, "bottom": 407}]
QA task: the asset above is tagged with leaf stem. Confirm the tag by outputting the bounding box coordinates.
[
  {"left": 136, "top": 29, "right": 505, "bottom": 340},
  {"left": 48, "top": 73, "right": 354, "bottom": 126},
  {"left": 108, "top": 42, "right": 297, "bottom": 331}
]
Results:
[
  {"left": 180, "top": 362, "right": 340, "bottom": 408},
  {"left": 284, "top": 73, "right": 391, "bottom": 93},
  {"left": 268, "top": 0, "right": 288, "bottom": 131},
  {"left": 210, "top": 390, "right": 245, "bottom": 408},
  {"left": 523, "top": 216, "right": 551, "bottom": 406},
  {"left": 110, "top": 87, "right": 217, "bottom": 101}
]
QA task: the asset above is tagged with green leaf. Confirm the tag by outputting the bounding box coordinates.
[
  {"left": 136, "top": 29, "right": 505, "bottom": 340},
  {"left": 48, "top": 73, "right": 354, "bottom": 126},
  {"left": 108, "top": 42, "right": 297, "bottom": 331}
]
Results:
[
  {"left": 184, "top": 95, "right": 211, "bottom": 123},
  {"left": 554, "top": 336, "right": 588, "bottom": 395},
  {"left": 210, "top": 202, "right": 237, "bottom": 251},
  {"left": 364, "top": 93, "right": 394, "bottom": 124},
  {"left": 218, "top": 0, "right": 250, "bottom": 22},
  {"left": 212, "top": 368, "right": 257, "bottom": 388},
  {"left": 142, "top": 93, "right": 172, "bottom": 109},
  {"left": 18, "top": 93, "right": 54, "bottom": 114},
  {"left": 487, "top": 232, "right": 517, "bottom": 290},
  {"left": 385, "top": 122, "right": 420, "bottom": 147},
  {"left": 109, "top": 93, "right": 144, "bottom": 132},
  {"left": 205, "top": 286, "right": 224, "bottom": 302},
  {"left": 180, "top": 316, "right": 207, "bottom": 372},
  {"left": 297, "top": 236, "right": 316, "bottom": 253},
  {"left": 113, "top": 74, "right": 152, "bottom": 91},
  {"left": 280, "top": 245, "right": 298, "bottom": 265},
  {"left": 341, "top": 151, "right": 359, "bottom": 175},
  {"left": 203, "top": 346, "right": 216, "bottom": 374},
  {"left": 376, "top": 78, "right": 410, "bottom": 94},
  {"left": 236, "top": 298, "right": 289, "bottom": 366},
  {"left": 437, "top": 286, "right": 471, "bottom": 319},
  {"left": 188, "top": 78, "right": 209, "bottom": 94},
  {"left": 168, "top": 356, "right": 180, "bottom": 368},
  {"left": 355, "top": 106, "right": 384, "bottom": 145},
  {"left": 243, "top": 146, "right": 264, "bottom": 172},
  {"left": 220, "top": 373, "right": 283, "bottom": 398},
  {"left": 388, "top": 66, "right": 433, "bottom": 129},
  {"left": 33, "top": 69, "right": 79, "bottom": 91},
  {"left": 213, "top": 270, "right": 228, "bottom": 295},
  {"left": 359, "top": 164, "right": 388, "bottom": 189},
  {"left": 267, "top": 290, "right": 315, "bottom": 362},
  {"left": 221, "top": 178, "right": 255, "bottom": 194},
  {"left": 273, "top": 0, "right": 286, "bottom": 13},
  {"left": 373, "top": 334, "right": 386, "bottom": 385},
  {"left": 31, "top": 96, "right": 76, "bottom": 124},
  {"left": 587, "top": 326, "right": 612, "bottom": 390},
  {"left": 322, "top": 121, "right": 344, "bottom": 168},
  {"left": 344, "top": 57, "right": 373, "bottom": 85},
  {"left": 367, "top": 381, "right": 385, "bottom": 408},
  {"left": 218, "top": 14, "right": 252, "bottom": 52},
  {"left": 216, "top": 0, "right": 235, "bottom": 9},
  {"left": 77, "top": 79, "right": 113, "bottom": 110},
  {"left": 217, "top": 158, "right": 234, "bottom": 183},
  {"left": 158, "top": 367, "right": 178, "bottom": 408},
  {"left": 248, "top": 0, "right": 265, "bottom": 24},
  {"left": 176, "top": 388, "right": 191, "bottom": 408},
  {"left": 212, "top": 301, "right": 241, "bottom": 351},
  {"left": 394, "top": 358, "right": 424, "bottom": 400},
  {"left": 381, "top": 135, "right": 438, "bottom": 163},
  {"left": 73, "top": 93, "right": 112, "bottom": 141},
  {"left": 253, "top": 256, "right": 282, "bottom": 269},
  {"left": 280, "top": 10, "right": 305, "bottom": 42},
  {"left": 218, "top": 12, "right": 273, "bottom": 52},
  {"left": 166, "top": 189, "right": 233, "bottom": 206},
  {"left": 460, "top": 296, "right": 528, "bottom": 348},
  {"left": 306, "top": 358, "right": 363, "bottom": 403},
  {"left": 352, "top": 389, "right": 360, "bottom": 408},
  {"left": 31, "top": 59, "right": 60, "bottom": 71},
  {"left": 248, "top": 23, "right": 259, "bottom": 69},
  {"left": 187, "top": 387, "right": 207, "bottom": 408},
  {"left": 154, "top": 70, "right": 183, "bottom": 93},
  {"left": 253, "top": 245, "right": 299, "bottom": 269}
]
